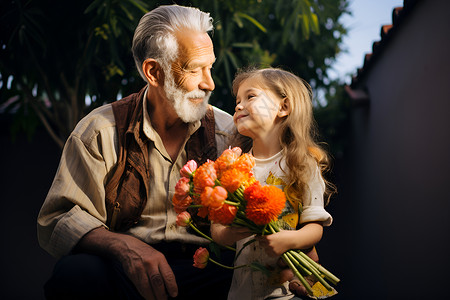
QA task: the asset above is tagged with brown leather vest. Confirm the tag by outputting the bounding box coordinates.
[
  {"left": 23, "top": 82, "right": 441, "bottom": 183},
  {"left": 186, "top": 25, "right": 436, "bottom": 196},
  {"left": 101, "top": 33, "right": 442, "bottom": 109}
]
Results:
[{"left": 104, "top": 87, "right": 217, "bottom": 231}]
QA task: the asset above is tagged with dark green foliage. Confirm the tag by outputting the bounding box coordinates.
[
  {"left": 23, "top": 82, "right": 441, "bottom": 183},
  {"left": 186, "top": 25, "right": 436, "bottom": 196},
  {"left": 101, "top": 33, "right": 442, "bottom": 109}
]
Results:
[{"left": 0, "top": 0, "right": 350, "bottom": 154}]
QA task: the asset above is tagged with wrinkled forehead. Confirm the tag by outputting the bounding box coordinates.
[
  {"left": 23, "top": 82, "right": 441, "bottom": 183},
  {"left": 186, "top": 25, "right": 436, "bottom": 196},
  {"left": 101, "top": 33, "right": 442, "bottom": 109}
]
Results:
[{"left": 174, "top": 29, "right": 215, "bottom": 65}]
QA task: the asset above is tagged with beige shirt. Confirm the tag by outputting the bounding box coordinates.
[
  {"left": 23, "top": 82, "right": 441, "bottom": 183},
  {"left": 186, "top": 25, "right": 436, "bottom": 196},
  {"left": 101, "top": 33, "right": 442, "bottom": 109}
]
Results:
[{"left": 37, "top": 93, "right": 234, "bottom": 258}]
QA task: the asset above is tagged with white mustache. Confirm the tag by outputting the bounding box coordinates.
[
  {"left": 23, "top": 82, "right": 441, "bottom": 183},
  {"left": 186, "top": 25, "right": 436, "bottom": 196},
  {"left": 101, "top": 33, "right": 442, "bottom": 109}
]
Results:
[{"left": 186, "top": 90, "right": 211, "bottom": 99}]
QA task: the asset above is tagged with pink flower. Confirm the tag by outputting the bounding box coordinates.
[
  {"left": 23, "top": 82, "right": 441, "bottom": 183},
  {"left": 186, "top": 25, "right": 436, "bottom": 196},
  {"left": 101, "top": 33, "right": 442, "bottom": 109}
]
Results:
[
  {"left": 176, "top": 211, "right": 192, "bottom": 227},
  {"left": 175, "top": 177, "right": 190, "bottom": 199},
  {"left": 193, "top": 247, "right": 209, "bottom": 269},
  {"left": 231, "top": 147, "right": 242, "bottom": 157},
  {"left": 180, "top": 160, "right": 197, "bottom": 178}
]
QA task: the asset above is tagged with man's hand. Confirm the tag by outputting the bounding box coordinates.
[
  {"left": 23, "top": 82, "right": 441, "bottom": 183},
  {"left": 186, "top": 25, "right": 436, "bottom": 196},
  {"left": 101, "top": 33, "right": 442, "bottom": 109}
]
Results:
[
  {"left": 118, "top": 234, "right": 178, "bottom": 299},
  {"left": 75, "top": 227, "right": 177, "bottom": 300}
]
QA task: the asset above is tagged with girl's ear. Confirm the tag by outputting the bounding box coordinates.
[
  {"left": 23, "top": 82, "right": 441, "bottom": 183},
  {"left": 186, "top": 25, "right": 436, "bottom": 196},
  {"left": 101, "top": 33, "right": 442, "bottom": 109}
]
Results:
[
  {"left": 278, "top": 97, "right": 290, "bottom": 117},
  {"left": 142, "top": 58, "right": 163, "bottom": 87}
]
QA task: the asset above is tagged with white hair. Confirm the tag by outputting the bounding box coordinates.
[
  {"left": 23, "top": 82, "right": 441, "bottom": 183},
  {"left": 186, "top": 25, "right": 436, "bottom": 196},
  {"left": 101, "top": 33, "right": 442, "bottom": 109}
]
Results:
[{"left": 132, "top": 5, "right": 214, "bottom": 81}]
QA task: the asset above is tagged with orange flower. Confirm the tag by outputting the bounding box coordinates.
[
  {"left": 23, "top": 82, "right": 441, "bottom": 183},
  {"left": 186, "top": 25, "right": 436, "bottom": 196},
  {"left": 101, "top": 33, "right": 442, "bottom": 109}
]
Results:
[
  {"left": 209, "top": 203, "right": 237, "bottom": 225},
  {"left": 244, "top": 182, "right": 286, "bottom": 225},
  {"left": 193, "top": 160, "right": 217, "bottom": 194},
  {"left": 232, "top": 153, "right": 255, "bottom": 173},
  {"left": 220, "top": 168, "right": 251, "bottom": 193},
  {"left": 214, "top": 148, "right": 238, "bottom": 178},
  {"left": 172, "top": 194, "right": 193, "bottom": 214},
  {"left": 200, "top": 186, "right": 228, "bottom": 209}
]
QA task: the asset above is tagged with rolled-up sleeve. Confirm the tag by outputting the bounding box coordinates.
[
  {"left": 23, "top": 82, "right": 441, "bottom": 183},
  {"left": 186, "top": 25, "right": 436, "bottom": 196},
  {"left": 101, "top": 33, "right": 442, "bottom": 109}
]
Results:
[
  {"left": 299, "top": 166, "right": 333, "bottom": 227},
  {"left": 37, "top": 105, "right": 118, "bottom": 258}
]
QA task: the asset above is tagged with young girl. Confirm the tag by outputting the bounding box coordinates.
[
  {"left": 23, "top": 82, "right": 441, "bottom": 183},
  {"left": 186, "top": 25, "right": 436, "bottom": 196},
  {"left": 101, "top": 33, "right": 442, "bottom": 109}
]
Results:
[{"left": 211, "top": 67, "right": 334, "bottom": 300}]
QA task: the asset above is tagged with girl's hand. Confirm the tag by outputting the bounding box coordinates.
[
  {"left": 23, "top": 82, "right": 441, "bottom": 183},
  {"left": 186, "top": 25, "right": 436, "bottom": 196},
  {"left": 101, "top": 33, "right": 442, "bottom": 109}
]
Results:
[
  {"left": 258, "top": 222, "right": 323, "bottom": 256},
  {"left": 211, "top": 223, "right": 253, "bottom": 246},
  {"left": 257, "top": 230, "right": 295, "bottom": 257}
]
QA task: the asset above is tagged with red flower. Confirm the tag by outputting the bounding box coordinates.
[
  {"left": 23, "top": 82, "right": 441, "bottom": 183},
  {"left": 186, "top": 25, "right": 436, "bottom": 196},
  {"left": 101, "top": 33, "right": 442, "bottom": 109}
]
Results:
[
  {"left": 176, "top": 211, "right": 191, "bottom": 227},
  {"left": 244, "top": 182, "right": 286, "bottom": 225},
  {"left": 209, "top": 203, "right": 237, "bottom": 225},
  {"left": 193, "top": 247, "right": 209, "bottom": 269},
  {"left": 180, "top": 160, "right": 197, "bottom": 178},
  {"left": 197, "top": 206, "right": 209, "bottom": 218}
]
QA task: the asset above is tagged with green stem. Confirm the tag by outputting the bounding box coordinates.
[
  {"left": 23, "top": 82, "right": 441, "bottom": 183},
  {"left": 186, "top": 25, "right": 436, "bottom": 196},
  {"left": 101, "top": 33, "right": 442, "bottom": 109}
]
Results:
[
  {"left": 297, "top": 250, "right": 340, "bottom": 285},
  {"left": 282, "top": 253, "right": 313, "bottom": 295},
  {"left": 188, "top": 222, "right": 236, "bottom": 252},
  {"left": 189, "top": 221, "right": 213, "bottom": 242},
  {"left": 189, "top": 204, "right": 203, "bottom": 209},
  {"left": 290, "top": 251, "right": 333, "bottom": 291},
  {"left": 224, "top": 200, "right": 239, "bottom": 206},
  {"left": 286, "top": 251, "right": 312, "bottom": 276},
  {"left": 208, "top": 257, "right": 248, "bottom": 270}
]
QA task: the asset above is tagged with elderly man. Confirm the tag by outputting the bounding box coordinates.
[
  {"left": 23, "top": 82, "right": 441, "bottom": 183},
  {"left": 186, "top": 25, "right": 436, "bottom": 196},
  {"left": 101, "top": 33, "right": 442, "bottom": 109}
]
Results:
[{"left": 38, "top": 4, "right": 314, "bottom": 300}]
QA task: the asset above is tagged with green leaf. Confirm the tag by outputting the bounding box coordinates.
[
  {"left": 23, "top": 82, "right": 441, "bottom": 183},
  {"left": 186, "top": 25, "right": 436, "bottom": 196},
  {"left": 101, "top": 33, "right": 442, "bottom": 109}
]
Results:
[
  {"left": 209, "top": 242, "right": 222, "bottom": 258},
  {"left": 84, "top": 0, "right": 102, "bottom": 14},
  {"left": 235, "top": 12, "right": 267, "bottom": 33},
  {"left": 127, "top": 0, "right": 149, "bottom": 14},
  {"left": 249, "top": 262, "right": 270, "bottom": 276},
  {"left": 231, "top": 43, "right": 253, "bottom": 48}
]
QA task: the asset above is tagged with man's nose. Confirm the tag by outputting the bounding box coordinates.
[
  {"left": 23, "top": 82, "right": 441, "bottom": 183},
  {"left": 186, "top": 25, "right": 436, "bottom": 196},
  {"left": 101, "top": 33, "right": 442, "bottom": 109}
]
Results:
[{"left": 199, "top": 69, "right": 215, "bottom": 91}]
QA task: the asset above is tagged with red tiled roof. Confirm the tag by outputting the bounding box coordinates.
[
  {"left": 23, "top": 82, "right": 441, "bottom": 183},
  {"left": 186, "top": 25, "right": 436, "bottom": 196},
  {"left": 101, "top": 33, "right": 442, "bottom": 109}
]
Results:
[{"left": 349, "top": 0, "right": 421, "bottom": 90}]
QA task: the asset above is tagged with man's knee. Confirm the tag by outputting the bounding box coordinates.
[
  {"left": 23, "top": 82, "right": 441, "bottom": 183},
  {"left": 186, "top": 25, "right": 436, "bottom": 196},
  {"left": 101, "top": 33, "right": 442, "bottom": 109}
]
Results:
[{"left": 44, "top": 254, "right": 125, "bottom": 300}]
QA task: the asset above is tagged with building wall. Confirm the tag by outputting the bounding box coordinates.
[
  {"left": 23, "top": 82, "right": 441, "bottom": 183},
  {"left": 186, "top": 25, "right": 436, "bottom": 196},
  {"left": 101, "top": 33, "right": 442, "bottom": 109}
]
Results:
[{"left": 342, "top": 0, "right": 450, "bottom": 298}]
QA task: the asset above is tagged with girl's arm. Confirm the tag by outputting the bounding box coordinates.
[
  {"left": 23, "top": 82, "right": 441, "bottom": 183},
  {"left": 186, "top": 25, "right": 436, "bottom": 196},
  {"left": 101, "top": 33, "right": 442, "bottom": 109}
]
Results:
[
  {"left": 211, "top": 223, "right": 253, "bottom": 247},
  {"left": 257, "top": 222, "right": 323, "bottom": 257}
]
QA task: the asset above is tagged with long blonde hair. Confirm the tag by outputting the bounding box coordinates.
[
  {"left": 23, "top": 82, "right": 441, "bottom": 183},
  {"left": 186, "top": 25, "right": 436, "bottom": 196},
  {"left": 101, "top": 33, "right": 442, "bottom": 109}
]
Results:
[{"left": 232, "top": 67, "right": 335, "bottom": 206}]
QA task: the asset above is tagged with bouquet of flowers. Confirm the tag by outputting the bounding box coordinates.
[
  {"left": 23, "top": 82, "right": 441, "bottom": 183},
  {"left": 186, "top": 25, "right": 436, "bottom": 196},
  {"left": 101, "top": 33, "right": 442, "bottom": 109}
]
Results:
[{"left": 172, "top": 147, "right": 339, "bottom": 297}]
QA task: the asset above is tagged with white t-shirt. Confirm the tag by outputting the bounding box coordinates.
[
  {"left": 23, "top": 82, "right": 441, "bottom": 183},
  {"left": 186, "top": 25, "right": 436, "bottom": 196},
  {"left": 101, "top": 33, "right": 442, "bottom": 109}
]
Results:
[{"left": 228, "top": 150, "right": 332, "bottom": 300}]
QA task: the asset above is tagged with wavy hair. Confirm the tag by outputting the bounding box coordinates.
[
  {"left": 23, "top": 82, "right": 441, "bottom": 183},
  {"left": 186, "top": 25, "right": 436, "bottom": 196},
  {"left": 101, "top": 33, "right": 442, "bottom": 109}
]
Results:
[
  {"left": 132, "top": 5, "right": 213, "bottom": 81},
  {"left": 232, "top": 67, "right": 335, "bottom": 206}
]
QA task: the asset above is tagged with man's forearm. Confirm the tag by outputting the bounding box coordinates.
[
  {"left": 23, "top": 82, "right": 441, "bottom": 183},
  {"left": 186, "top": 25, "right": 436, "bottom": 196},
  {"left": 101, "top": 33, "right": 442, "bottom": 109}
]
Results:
[{"left": 74, "top": 227, "right": 130, "bottom": 261}]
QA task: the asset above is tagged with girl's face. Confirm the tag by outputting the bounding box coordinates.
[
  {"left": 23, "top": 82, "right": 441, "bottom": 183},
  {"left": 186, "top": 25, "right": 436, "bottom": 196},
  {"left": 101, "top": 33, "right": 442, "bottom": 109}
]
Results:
[{"left": 233, "top": 77, "right": 287, "bottom": 140}]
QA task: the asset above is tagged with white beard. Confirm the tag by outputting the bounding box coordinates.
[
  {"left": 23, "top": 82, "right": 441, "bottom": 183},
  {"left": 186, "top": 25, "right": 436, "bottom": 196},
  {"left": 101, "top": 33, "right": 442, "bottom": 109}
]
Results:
[{"left": 164, "top": 69, "right": 211, "bottom": 123}]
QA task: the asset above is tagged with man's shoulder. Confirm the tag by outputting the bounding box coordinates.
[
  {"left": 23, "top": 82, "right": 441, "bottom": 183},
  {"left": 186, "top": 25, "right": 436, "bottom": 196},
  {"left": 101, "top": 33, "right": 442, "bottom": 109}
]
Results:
[
  {"left": 211, "top": 106, "right": 234, "bottom": 134},
  {"left": 72, "top": 103, "right": 116, "bottom": 143}
]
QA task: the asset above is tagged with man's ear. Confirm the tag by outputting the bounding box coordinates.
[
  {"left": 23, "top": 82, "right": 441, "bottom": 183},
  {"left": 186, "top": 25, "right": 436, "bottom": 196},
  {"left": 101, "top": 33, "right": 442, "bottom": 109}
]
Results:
[
  {"left": 278, "top": 97, "right": 290, "bottom": 117},
  {"left": 142, "top": 58, "right": 162, "bottom": 87}
]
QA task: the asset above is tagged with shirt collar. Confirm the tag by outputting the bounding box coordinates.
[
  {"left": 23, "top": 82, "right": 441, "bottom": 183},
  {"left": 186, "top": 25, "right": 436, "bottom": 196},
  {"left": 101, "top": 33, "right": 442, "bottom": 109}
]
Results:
[{"left": 142, "top": 87, "right": 201, "bottom": 143}]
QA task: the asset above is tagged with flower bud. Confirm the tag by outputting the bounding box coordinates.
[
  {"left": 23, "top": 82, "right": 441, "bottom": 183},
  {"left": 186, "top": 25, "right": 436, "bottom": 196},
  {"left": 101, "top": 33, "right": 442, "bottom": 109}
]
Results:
[
  {"left": 175, "top": 177, "right": 190, "bottom": 198},
  {"left": 231, "top": 147, "right": 242, "bottom": 157},
  {"left": 176, "top": 211, "right": 192, "bottom": 227},
  {"left": 180, "top": 160, "right": 197, "bottom": 178},
  {"left": 193, "top": 247, "right": 209, "bottom": 269}
]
